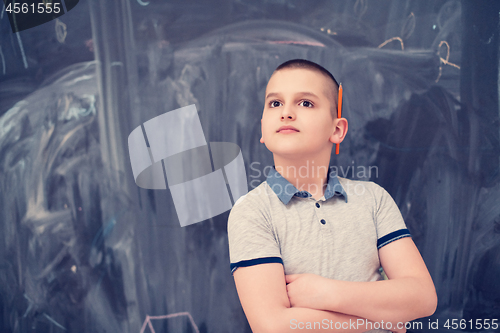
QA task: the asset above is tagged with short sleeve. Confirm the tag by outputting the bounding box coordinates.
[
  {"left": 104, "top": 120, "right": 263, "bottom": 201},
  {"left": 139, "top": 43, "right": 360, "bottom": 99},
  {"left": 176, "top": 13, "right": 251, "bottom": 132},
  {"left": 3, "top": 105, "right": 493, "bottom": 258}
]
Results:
[
  {"left": 374, "top": 184, "right": 411, "bottom": 249},
  {"left": 227, "top": 194, "right": 282, "bottom": 275}
]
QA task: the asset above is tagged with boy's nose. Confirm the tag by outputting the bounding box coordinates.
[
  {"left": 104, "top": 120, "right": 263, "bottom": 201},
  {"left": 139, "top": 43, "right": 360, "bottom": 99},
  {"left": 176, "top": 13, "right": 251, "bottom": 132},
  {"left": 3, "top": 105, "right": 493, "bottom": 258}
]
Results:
[{"left": 280, "top": 105, "right": 295, "bottom": 119}]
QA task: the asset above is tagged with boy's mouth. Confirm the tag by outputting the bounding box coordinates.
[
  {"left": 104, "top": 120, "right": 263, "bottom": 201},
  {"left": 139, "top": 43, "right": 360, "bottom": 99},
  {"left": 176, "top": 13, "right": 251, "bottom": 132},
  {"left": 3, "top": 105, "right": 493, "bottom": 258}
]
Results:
[{"left": 277, "top": 126, "right": 299, "bottom": 133}]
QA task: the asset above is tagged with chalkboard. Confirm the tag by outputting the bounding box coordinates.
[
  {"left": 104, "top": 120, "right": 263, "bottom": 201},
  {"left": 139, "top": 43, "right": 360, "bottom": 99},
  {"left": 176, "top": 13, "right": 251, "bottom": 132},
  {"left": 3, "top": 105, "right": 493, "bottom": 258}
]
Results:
[{"left": 0, "top": 0, "right": 499, "bottom": 332}]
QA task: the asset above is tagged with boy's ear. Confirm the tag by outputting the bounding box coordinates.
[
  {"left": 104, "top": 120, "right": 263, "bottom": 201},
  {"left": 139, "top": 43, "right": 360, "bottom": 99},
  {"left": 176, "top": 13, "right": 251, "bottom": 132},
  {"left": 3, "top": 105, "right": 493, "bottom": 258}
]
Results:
[{"left": 330, "top": 118, "right": 348, "bottom": 144}]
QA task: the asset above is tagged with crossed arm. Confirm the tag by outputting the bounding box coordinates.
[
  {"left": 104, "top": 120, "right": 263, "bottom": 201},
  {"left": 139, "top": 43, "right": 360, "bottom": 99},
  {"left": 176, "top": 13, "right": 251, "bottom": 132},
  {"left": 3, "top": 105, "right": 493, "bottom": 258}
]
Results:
[{"left": 232, "top": 237, "right": 437, "bottom": 333}]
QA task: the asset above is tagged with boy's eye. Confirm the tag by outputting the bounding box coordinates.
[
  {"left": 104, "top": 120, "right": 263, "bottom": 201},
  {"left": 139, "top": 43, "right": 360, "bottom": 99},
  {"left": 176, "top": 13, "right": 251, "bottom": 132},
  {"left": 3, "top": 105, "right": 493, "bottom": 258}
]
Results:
[
  {"left": 269, "top": 100, "right": 282, "bottom": 108},
  {"left": 268, "top": 100, "right": 313, "bottom": 108},
  {"left": 299, "top": 100, "right": 313, "bottom": 108}
]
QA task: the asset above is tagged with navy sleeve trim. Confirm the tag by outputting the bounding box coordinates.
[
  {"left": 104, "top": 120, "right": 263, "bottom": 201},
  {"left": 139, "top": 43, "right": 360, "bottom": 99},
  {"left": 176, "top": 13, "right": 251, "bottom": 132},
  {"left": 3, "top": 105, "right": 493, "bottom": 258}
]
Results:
[
  {"left": 230, "top": 257, "right": 283, "bottom": 274},
  {"left": 377, "top": 229, "right": 411, "bottom": 249}
]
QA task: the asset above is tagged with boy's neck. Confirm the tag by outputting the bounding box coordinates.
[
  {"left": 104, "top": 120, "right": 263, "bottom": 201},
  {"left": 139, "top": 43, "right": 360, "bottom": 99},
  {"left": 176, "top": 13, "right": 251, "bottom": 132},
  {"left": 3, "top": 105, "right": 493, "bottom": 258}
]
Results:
[{"left": 273, "top": 157, "right": 330, "bottom": 200}]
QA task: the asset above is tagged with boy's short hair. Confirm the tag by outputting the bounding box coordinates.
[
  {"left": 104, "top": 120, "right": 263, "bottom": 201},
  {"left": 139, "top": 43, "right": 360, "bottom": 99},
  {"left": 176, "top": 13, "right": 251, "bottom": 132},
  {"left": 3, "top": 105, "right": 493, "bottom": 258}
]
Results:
[{"left": 272, "top": 59, "right": 340, "bottom": 118}]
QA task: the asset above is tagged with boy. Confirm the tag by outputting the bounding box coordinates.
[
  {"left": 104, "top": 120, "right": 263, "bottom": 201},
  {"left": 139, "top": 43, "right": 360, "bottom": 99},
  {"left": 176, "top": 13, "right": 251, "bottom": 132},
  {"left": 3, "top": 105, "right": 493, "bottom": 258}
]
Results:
[{"left": 227, "top": 59, "right": 437, "bottom": 333}]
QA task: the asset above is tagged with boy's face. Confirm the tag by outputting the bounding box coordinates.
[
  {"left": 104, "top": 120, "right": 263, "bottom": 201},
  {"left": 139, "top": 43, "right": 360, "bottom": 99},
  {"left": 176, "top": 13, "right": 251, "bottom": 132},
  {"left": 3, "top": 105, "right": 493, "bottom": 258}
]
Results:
[{"left": 260, "top": 68, "right": 339, "bottom": 159}]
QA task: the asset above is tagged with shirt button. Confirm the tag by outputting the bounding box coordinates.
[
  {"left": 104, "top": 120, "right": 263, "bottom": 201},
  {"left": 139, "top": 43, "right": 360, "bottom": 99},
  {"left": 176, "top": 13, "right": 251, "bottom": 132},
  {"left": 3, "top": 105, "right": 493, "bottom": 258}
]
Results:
[
  {"left": 320, "top": 219, "right": 326, "bottom": 225},
  {"left": 316, "top": 203, "right": 320, "bottom": 208}
]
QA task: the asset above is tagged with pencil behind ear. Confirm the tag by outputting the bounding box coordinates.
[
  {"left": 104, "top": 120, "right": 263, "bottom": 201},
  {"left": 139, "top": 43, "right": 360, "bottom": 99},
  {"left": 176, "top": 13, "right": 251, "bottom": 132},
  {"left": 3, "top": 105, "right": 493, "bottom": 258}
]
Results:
[{"left": 336, "top": 83, "right": 343, "bottom": 155}]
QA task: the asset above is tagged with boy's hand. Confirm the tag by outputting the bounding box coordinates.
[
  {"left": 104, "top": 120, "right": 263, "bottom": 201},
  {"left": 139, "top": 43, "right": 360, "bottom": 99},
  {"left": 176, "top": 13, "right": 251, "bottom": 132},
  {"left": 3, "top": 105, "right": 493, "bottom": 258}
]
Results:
[
  {"left": 285, "top": 273, "right": 332, "bottom": 310},
  {"left": 285, "top": 273, "right": 408, "bottom": 333}
]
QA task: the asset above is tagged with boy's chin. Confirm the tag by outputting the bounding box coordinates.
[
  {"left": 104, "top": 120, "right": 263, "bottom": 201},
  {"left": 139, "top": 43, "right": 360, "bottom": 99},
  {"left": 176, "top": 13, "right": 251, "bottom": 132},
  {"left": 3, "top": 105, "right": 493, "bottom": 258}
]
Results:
[{"left": 271, "top": 149, "right": 309, "bottom": 160}]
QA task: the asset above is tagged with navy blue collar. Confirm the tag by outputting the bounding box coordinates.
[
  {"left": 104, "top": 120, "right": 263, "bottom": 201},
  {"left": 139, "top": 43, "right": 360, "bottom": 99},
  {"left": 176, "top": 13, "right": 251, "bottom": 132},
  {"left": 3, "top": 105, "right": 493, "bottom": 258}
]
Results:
[{"left": 265, "top": 165, "right": 348, "bottom": 205}]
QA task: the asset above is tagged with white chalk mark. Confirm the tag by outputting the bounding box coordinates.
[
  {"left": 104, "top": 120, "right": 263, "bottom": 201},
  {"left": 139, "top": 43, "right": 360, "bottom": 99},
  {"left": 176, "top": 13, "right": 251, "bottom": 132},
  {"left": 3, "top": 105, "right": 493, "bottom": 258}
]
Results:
[
  {"left": 378, "top": 37, "right": 404, "bottom": 50},
  {"left": 23, "top": 294, "right": 34, "bottom": 318},
  {"left": 401, "top": 12, "right": 416, "bottom": 40},
  {"left": 137, "top": 0, "right": 150, "bottom": 6},
  {"left": 15, "top": 32, "right": 28, "bottom": 69},
  {"left": 0, "top": 45, "right": 5, "bottom": 75},
  {"left": 55, "top": 19, "right": 68, "bottom": 43},
  {"left": 354, "top": 0, "right": 368, "bottom": 18},
  {"left": 43, "top": 313, "right": 67, "bottom": 330},
  {"left": 68, "top": 74, "right": 93, "bottom": 85},
  {"left": 59, "top": 94, "right": 96, "bottom": 121},
  {"left": 268, "top": 40, "right": 325, "bottom": 47},
  {"left": 140, "top": 312, "right": 199, "bottom": 333}
]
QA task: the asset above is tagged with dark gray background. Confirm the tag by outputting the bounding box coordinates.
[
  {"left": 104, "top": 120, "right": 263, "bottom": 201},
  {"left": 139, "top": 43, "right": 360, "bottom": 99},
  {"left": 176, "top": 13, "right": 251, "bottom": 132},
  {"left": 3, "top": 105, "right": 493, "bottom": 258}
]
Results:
[{"left": 0, "top": 0, "right": 499, "bottom": 332}]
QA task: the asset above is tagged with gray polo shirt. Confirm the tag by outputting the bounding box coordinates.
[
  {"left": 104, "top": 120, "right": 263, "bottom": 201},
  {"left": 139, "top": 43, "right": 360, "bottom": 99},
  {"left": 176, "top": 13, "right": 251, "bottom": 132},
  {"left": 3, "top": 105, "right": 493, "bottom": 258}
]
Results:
[{"left": 227, "top": 165, "right": 411, "bottom": 283}]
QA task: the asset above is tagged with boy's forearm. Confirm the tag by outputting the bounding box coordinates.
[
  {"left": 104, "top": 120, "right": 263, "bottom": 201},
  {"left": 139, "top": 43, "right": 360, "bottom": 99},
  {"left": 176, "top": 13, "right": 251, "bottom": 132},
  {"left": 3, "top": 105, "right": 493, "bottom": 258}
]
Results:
[{"left": 320, "top": 277, "right": 437, "bottom": 324}]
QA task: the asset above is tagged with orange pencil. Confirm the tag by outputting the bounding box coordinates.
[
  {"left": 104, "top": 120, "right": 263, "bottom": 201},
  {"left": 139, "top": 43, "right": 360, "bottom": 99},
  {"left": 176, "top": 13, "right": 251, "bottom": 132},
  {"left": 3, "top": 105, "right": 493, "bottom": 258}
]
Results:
[{"left": 336, "top": 83, "right": 343, "bottom": 154}]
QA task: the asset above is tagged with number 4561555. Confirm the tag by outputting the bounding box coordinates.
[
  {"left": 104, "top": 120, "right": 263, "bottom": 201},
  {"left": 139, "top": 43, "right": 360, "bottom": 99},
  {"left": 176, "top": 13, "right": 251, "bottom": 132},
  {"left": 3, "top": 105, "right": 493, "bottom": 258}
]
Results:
[
  {"left": 6, "top": 2, "right": 61, "bottom": 14},
  {"left": 443, "top": 319, "right": 498, "bottom": 330}
]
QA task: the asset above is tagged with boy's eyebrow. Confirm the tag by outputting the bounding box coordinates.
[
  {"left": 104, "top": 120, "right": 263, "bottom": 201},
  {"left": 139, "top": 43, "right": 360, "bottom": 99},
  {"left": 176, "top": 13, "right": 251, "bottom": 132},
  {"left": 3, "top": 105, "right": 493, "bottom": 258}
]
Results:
[{"left": 265, "top": 92, "right": 321, "bottom": 100}]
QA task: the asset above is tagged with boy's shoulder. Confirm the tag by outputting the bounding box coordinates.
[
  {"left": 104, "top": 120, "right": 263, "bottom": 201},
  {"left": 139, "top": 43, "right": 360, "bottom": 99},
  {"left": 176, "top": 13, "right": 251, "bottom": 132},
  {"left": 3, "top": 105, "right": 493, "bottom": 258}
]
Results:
[
  {"left": 230, "top": 180, "right": 273, "bottom": 212},
  {"left": 335, "top": 176, "right": 396, "bottom": 212},
  {"left": 227, "top": 180, "right": 274, "bottom": 230},
  {"left": 336, "top": 175, "right": 386, "bottom": 196}
]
